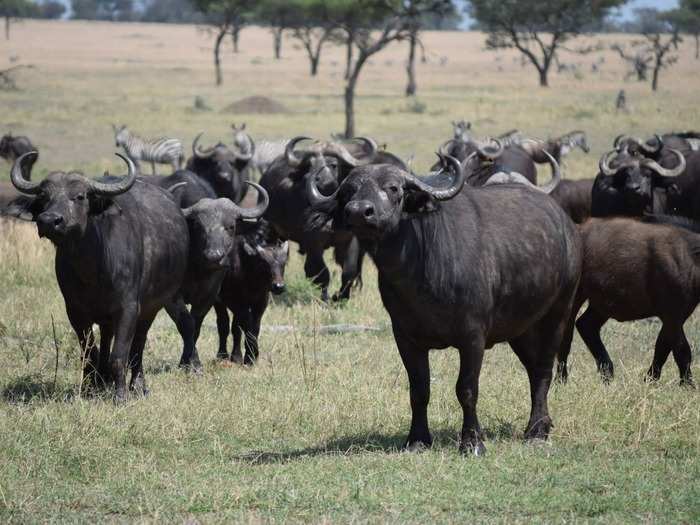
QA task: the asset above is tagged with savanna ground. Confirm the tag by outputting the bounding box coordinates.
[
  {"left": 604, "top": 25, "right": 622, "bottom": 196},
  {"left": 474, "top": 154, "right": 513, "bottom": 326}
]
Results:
[{"left": 0, "top": 19, "right": 699, "bottom": 523}]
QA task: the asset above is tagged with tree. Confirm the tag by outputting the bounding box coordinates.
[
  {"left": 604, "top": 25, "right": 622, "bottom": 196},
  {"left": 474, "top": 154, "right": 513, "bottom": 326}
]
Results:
[
  {"left": 403, "top": 0, "right": 455, "bottom": 97},
  {"left": 0, "top": 0, "right": 35, "bottom": 39},
  {"left": 34, "top": 0, "right": 66, "bottom": 19},
  {"left": 667, "top": 0, "right": 700, "bottom": 59},
  {"left": 71, "top": 0, "right": 134, "bottom": 21},
  {"left": 468, "top": 0, "right": 627, "bottom": 87},
  {"left": 645, "top": 30, "right": 682, "bottom": 91},
  {"left": 611, "top": 42, "right": 652, "bottom": 81},
  {"left": 193, "top": 0, "right": 256, "bottom": 85},
  {"left": 256, "top": 0, "right": 301, "bottom": 59}
]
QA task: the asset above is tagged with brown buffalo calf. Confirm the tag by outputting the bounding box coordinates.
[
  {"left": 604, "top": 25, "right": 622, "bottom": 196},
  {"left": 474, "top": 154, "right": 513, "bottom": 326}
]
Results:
[{"left": 557, "top": 216, "right": 698, "bottom": 386}]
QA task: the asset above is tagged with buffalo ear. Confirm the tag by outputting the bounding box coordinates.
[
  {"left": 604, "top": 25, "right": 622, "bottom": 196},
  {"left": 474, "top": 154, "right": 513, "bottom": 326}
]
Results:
[
  {"left": 2, "top": 195, "right": 39, "bottom": 221},
  {"left": 403, "top": 188, "right": 437, "bottom": 214}
]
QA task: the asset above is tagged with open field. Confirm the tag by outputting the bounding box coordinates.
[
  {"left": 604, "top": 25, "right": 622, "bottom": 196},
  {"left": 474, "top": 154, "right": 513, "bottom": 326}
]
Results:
[{"left": 0, "top": 20, "right": 699, "bottom": 523}]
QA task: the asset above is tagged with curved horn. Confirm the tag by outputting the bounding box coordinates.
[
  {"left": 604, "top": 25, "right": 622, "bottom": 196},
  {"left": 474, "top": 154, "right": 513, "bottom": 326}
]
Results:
[
  {"left": 10, "top": 151, "right": 41, "bottom": 194},
  {"left": 285, "top": 136, "right": 311, "bottom": 168},
  {"left": 192, "top": 132, "right": 215, "bottom": 159},
  {"left": 599, "top": 150, "right": 622, "bottom": 177},
  {"left": 613, "top": 134, "right": 632, "bottom": 151},
  {"left": 324, "top": 137, "right": 377, "bottom": 167},
  {"left": 306, "top": 169, "right": 339, "bottom": 206},
  {"left": 403, "top": 153, "right": 469, "bottom": 201},
  {"left": 89, "top": 153, "right": 137, "bottom": 196},
  {"left": 439, "top": 139, "right": 459, "bottom": 157},
  {"left": 519, "top": 138, "right": 544, "bottom": 157},
  {"left": 538, "top": 151, "right": 562, "bottom": 194},
  {"left": 231, "top": 181, "right": 269, "bottom": 219},
  {"left": 641, "top": 134, "right": 663, "bottom": 155},
  {"left": 477, "top": 138, "right": 504, "bottom": 160},
  {"left": 642, "top": 148, "right": 686, "bottom": 178}
]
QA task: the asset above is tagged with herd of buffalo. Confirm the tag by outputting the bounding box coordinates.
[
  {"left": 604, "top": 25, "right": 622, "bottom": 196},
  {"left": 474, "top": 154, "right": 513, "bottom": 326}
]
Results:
[{"left": 1, "top": 122, "right": 699, "bottom": 455}]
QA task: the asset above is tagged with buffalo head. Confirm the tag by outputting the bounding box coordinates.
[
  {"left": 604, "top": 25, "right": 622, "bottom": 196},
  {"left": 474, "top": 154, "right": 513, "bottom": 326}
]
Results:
[
  {"left": 240, "top": 220, "right": 290, "bottom": 295},
  {"left": 598, "top": 147, "right": 686, "bottom": 213},
  {"left": 6, "top": 151, "right": 136, "bottom": 244},
  {"left": 306, "top": 154, "right": 466, "bottom": 241},
  {"left": 182, "top": 182, "right": 269, "bottom": 270}
]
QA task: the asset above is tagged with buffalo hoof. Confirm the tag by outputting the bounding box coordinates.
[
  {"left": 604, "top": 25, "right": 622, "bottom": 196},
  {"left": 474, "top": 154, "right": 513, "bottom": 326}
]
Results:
[
  {"left": 524, "top": 417, "right": 552, "bottom": 441},
  {"left": 113, "top": 389, "right": 128, "bottom": 404},
  {"left": 230, "top": 352, "right": 244, "bottom": 365},
  {"left": 216, "top": 351, "right": 229, "bottom": 360},
  {"left": 179, "top": 359, "right": 203, "bottom": 375},
  {"left": 129, "top": 376, "right": 149, "bottom": 398},
  {"left": 555, "top": 363, "right": 568, "bottom": 384},
  {"left": 597, "top": 362, "right": 614, "bottom": 383},
  {"left": 403, "top": 440, "right": 431, "bottom": 453},
  {"left": 679, "top": 376, "right": 695, "bottom": 389},
  {"left": 645, "top": 369, "right": 661, "bottom": 383},
  {"left": 459, "top": 439, "right": 486, "bottom": 457}
]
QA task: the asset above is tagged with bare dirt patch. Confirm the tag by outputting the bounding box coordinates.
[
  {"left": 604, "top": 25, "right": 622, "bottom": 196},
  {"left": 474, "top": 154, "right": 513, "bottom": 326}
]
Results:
[{"left": 223, "top": 96, "right": 290, "bottom": 115}]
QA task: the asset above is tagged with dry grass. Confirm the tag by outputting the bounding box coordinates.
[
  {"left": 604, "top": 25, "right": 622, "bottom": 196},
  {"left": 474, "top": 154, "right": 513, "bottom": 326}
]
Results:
[{"left": 0, "top": 20, "right": 699, "bottom": 523}]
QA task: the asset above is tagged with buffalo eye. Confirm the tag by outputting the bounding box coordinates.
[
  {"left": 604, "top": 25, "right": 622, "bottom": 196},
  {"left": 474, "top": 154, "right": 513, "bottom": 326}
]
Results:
[
  {"left": 387, "top": 185, "right": 400, "bottom": 195},
  {"left": 75, "top": 193, "right": 87, "bottom": 202}
]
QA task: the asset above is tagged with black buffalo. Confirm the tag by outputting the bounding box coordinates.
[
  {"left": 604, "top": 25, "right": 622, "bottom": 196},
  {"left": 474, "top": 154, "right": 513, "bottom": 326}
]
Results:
[
  {"left": 186, "top": 133, "right": 255, "bottom": 203},
  {"left": 591, "top": 145, "right": 686, "bottom": 218},
  {"left": 261, "top": 136, "right": 404, "bottom": 301},
  {"left": 165, "top": 186, "right": 269, "bottom": 370},
  {"left": 216, "top": 219, "right": 289, "bottom": 365},
  {"left": 6, "top": 152, "right": 189, "bottom": 402},
  {"left": 0, "top": 133, "right": 37, "bottom": 180},
  {"left": 306, "top": 154, "right": 582, "bottom": 455}
]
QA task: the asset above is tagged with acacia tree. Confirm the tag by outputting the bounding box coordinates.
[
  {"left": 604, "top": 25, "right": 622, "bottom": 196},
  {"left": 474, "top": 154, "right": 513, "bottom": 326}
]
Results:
[
  {"left": 256, "top": 0, "right": 300, "bottom": 59},
  {"left": 468, "top": 0, "right": 626, "bottom": 87},
  {"left": 644, "top": 30, "right": 682, "bottom": 91},
  {"left": 194, "top": 0, "right": 255, "bottom": 85},
  {"left": 0, "top": 0, "right": 35, "bottom": 39},
  {"left": 403, "top": 0, "right": 455, "bottom": 96},
  {"left": 611, "top": 42, "right": 652, "bottom": 81},
  {"left": 667, "top": 0, "right": 700, "bottom": 59}
]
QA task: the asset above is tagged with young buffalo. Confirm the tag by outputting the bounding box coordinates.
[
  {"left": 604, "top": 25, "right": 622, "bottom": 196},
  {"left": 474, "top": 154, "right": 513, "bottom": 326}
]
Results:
[
  {"left": 215, "top": 219, "right": 289, "bottom": 365},
  {"left": 557, "top": 216, "right": 698, "bottom": 386}
]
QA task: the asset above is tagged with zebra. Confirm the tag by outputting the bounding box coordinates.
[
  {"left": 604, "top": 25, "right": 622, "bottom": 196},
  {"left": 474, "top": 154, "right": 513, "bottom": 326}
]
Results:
[
  {"left": 520, "top": 131, "right": 589, "bottom": 164},
  {"left": 451, "top": 119, "right": 471, "bottom": 142},
  {"left": 112, "top": 124, "right": 184, "bottom": 175},
  {"left": 497, "top": 129, "right": 525, "bottom": 148},
  {"left": 231, "top": 123, "right": 289, "bottom": 178}
]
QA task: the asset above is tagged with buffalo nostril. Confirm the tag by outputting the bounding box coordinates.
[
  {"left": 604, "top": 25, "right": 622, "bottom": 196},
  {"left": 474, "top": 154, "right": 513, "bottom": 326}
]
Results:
[
  {"left": 54, "top": 217, "right": 63, "bottom": 226},
  {"left": 364, "top": 206, "right": 374, "bottom": 218}
]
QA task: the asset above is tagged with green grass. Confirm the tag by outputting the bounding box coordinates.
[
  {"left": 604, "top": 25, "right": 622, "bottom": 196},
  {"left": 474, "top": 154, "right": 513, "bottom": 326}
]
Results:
[{"left": 1, "top": 21, "right": 700, "bottom": 523}]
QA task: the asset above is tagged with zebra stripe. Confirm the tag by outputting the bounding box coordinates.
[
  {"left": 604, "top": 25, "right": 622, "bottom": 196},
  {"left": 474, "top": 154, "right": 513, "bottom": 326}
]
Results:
[{"left": 114, "top": 126, "right": 183, "bottom": 173}]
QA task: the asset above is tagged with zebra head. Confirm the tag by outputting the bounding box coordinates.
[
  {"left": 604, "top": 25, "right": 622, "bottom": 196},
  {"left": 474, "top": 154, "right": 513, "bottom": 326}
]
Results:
[
  {"left": 451, "top": 119, "right": 472, "bottom": 142},
  {"left": 558, "top": 131, "right": 589, "bottom": 157},
  {"left": 231, "top": 123, "right": 255, "bottom": 161},
  {"left": 112, "top": 124, "right": 130, "bottom": 148}
]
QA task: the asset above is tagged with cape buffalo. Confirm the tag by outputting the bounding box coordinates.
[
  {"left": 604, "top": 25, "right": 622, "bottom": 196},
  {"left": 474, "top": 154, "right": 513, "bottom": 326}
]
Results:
[
  {"left": 216, "top": 219, "right": 289, "bottom": 365},
  {"left": 261, "top": 136, "right": 404, "bottom": 302},
  {"left": 165, "top": 185, "right": 270, "bottom": 371},
  {"left": 186, "top": 133, "right": 254, "bottom": 203},
  {"left": 306, "top": 154, "right": 582, "bottom": 455},
  {"left": 0, "top": 133, "right": 36, "bottom": 180},
  {"left": 591, "top": 145, "right": 686, "bottom": 218},
  {"left": 5, "top": 152, "right": 189, "bottom": 402},
  {"left": 557, "top": 216, "right": 698, "bottom": 386}
]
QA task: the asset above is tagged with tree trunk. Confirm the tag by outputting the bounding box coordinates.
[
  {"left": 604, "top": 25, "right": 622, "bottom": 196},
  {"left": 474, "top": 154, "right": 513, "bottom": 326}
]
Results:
[
  {"left": 232, "top": 27, "right": 240, "bottom": 53},
  {"left": 273, "top": 29, "right": 282, "bottom": 59},
  {"left": 310, "top": 54, "right": 320, "bottom": 76},
  {"left": 214, "top": 29, "right": 225, "bottom": 86},
  {"left": 652, "top": 64, "right": 660, "bottom": 91},
  {"left": 538, "top": 67, "right": 549, "bottom": 87},
  {"left": 5, "top": 16, "right": 9, "bottom": 41},
  {"left": 405, "top": 31, "right": 417, "bottom": 96},
  {"left": 344, "top": 57, "right": 365, "bottom": 138},
  {"left": 695, "top": 34, "right": 699, "bottom": 60},
  {"left": 344, "top": 37, "right": 353, "bottom": 80}
]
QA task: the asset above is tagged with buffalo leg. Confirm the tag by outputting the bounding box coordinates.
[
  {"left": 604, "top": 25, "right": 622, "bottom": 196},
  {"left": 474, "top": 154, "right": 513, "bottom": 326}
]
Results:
[
  {"left": 456, "top": 337, "right": 486, "bottom": 456},
  {"left": 97, "top": 324, "right": 114, "bottom": 389},
  {"left": 231, "top": 308, "right": 244, "bottom": 364},
  {"left": 647, "top": 322, "right": 690, "bottom": 384},
  {"left": 165, "top": 299, "right": 198, "bottom": 371},
  {"left": 575, "top": 306, "right": 613, "bottom": 381},
  {"left": 555, "top": 295, "right": 585, "bottom": 383},
  {"left": 304, "top": 249, "right": 330, "bottom": 302},
  {"left": 110, "top": 306, "right": 139, "bottom": 403},
  {"left": 333, "top": 237, "right": 362, "bottom": 301},
  {"left": 243, "top": 301, "right": 266, "bottom": 365},
  {"left": 67, "top": 312, "right": 99, "bottom": 392},
  {"left": 128, "top": 317, "right": 154, "bottom": 397},
  {"left": 396, "top": 335, "right": 432, "bottom": 450},
  {"left": 214, "top": 301, "right": 230, "bottom": 360},
  {"left": 674, "top": 331, "right": 694, "bottom": 387}
]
